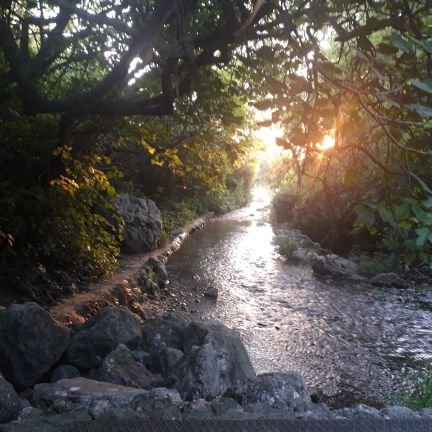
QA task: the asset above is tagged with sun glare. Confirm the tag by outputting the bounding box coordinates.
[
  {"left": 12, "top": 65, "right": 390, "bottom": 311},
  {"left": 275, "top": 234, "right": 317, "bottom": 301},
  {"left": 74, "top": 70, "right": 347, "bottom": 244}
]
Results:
[
  {"left": 316, "top": 133, "right": 335, "bottom": 151},
  {"left": 255, "top": 125, "right": 284, "bottom": 158}
]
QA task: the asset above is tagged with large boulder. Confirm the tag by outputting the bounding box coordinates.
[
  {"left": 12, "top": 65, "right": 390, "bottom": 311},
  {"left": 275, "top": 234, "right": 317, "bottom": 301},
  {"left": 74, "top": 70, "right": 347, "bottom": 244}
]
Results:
[
  {"left": 171, "top": 321, "right": 256, "bottom": 400},
  {"left": 0, "top": 303, "right": 69, "bottom": 390},
  {"left": 142, "top": 313, "right": 192, "bottom": 354},
  {"left": 32, "top": 378, "right": 148, "bottom": 410},
  {"left": 227, "top": 372, "right": 311, "bottom": 416},
  {"left": 66, "top": 307, "right": 141, "bottom": 369},
  {"left": 0, "top": 373, "right": 21, "bottom": 423},
  {"left": 114, "top": 193, "right": 161, "bottom": 254},
  {"left": 88, "top": 344, "right": 164, "bottom": 390}
]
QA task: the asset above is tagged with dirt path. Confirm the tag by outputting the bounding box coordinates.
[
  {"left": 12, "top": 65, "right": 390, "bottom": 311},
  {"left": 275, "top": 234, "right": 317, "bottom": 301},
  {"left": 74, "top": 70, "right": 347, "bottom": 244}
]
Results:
[{"left": 50, "top": 218, "right": 205, "bottom": 325}]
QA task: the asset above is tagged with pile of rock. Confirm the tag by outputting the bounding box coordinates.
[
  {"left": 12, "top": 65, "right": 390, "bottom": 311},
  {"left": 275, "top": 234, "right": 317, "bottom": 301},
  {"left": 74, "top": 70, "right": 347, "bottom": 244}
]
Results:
[{"left": 0, "top": 303, "right": 429, "bottom": 431}]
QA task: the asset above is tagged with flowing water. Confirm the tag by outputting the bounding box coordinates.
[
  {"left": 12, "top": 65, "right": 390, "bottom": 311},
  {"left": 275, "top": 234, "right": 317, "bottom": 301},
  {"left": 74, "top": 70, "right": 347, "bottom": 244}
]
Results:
[{"left": 166, "top": 187, "right": 432, "bottom": 405}]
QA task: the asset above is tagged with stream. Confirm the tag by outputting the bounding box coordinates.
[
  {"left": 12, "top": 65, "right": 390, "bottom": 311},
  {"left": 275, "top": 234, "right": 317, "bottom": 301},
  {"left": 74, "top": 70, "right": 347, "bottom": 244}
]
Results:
[{"left": 166, "top": 187, "right": 432, "bottom": 406}]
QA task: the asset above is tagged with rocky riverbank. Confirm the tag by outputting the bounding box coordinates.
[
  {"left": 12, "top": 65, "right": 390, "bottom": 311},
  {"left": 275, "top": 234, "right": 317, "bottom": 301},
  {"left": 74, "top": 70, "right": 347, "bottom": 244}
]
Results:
[{"left": 0, "top": 303, "right": 431, "bottom": 431}]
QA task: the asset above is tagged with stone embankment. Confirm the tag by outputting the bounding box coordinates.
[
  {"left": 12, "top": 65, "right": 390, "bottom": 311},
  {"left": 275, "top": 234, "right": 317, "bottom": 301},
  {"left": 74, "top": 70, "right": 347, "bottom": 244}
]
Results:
[{"left": 0, "top": 303, "right": 431, "bottom": 431}]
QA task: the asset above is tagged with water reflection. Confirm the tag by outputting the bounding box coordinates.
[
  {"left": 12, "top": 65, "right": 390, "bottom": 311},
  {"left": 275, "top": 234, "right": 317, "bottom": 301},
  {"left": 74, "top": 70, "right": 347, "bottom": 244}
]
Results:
[{"left": 167, "top": 187, "right": 432, "bottom": 404}]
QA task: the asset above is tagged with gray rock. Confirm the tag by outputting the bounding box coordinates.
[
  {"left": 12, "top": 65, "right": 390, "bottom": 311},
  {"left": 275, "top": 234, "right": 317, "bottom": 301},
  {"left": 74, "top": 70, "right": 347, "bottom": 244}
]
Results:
[
  {"left": 148, "top": 258, "right": 169, "bottom": 286},
  {"left": 16, "top": 407, "right": 42, "bottom": 421},
  {"left": 182, "top": 399, "right": 213, "bottom": 419},
  {"left": 114, "top": 193, "right": 161, "bottom": 254},
  {"left": 142, "top": 313, "right": 191, "bottom": 354},
  {"left": 0, "top": 303, "right": 69, "bottom": 390},
  {"left": 171, "top": 321, "right": 255, "bottom": 400},
  {"left": 210, "top": 397, "right": 242, "bottom": 416},
  {"left": 334, "top": 403, "right": 381, "bottom": 419},
  {"left": 381, "top": 405, "right": 418, "bottom": 419},
  {"left": 150, "top": 348, "right": 184, "bottom": 376},
  {"left": 0, "top": 372, "right": 21, "bottom": 423},
  {"left": 50, "top": 365, "right": 80, "bottom": 382},
  {"left": 204, "top": 287, "right": 219, "bottom": 299},
  {"left": 312, "top": 254, "right": 360, "bottom": 278},
  {"left": 299, "top": 403, "right": 333, "bottom": 419},
  {"left": 419, "top": 408, "right": 432, "bottom": 417},
  {"left": 32, "top": 377, "right": 149, "bottom": 410},
  {"left": 66, "top": 307, "right": 141, "bottom": 369},
  {"left": 88, "top": 344, "right": 164, "bottom": 390},
  {"left": 370, "top": 272, "right": 410, "bottom": 288},
  {"left": 229, "top": 372, "right": 311, "bottom": 415},
  {"left": 132, "top": 350, "right": 151, "bottom": 366},
  {"left": 133, "top": 397, "right": 183, "bottom": 420}
]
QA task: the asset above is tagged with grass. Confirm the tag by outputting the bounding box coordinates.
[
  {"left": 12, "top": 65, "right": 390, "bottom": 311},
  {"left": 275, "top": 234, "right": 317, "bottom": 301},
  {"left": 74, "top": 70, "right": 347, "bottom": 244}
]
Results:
[{"left": 398, "top": 369, "right": 432, "bottom": 409}]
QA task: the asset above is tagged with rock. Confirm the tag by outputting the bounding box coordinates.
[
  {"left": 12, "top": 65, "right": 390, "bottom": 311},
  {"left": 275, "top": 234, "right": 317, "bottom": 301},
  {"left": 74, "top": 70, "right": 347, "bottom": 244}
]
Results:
[
  {"left": 300, "top": 403, "right": 333, "bottom": 419},
  {"left": 311, "top": 254, "right": 360, "bottom": 279},
  {"left": 32, "top": 378, "right": 149, "bottom": 410},
  {"left": 381, "top": 406, "right": 418, "bottom": 419},
  {"left": 171, "top": 321, "right": 255, "bottom": 400},
  {"left": 136, "top": 270, "right": 160, "bottom": 298},
  {"left": 50, "top": 365, "right": 80, "bottom": 382},
  {"left": 0, "top": 303, "right": 69, "bottom": 390},
  {"left": 133, "top": 397, "right": 183, "bottom": 420},
  {"left": 334, "top": 403, "right": 381, "bottom": 419},
  {"left": 182, "top": 399, "right": 213, "bottom": 418},
  {"left": 228, "top": 372, "right": 311, "bottom": 416},
  {"left": 88, "top": 344, "right": 164, "bottom": 390},
  {"left": 142, "top": 313, "right": 191, "bottom": 354},
  {"left": 204, "top": 287, "right": 219, "bottom": 299},
  {"left": 419, "top": 408, "right": 432, "bottom": 417},
  {"left": 66, "top": 307, "right": 141, "bottom": 369},
  {"left": 16, "top": 407, "right": 42, "bottom": 421},
  {"left": 0, "top": 373, "right": 21, "bottom": 423},
  {"left": 150, "top": 348, "right": 184, "bottom": 377},
  {"left": 114, "top": 193, "right": 161, "bottom": 254},
  {"left": 370, "top": 273, "right": 410, "bottom": 288},
  {"left": 210, "top": 397, "right": 242, "bottom": 416},
  {"left": 132, "top": 350, "right": 151, "bottom": 366},
  {"left": 147, "top": 258, "right": 169, "bottom": 286}
]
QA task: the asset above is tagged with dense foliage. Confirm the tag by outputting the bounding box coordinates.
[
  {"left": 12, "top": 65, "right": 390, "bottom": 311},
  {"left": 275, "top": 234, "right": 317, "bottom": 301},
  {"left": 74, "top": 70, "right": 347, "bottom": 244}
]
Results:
[
  {"left": 2, "top": 0, "right": 432, "bottom": 299},
  {"left": 260, "top": 1, "right": 432, "bottom": 264}
]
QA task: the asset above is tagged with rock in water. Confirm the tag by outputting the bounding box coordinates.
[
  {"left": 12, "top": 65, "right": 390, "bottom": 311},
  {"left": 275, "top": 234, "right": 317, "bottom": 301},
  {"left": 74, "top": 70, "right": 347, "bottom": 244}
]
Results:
[
  {"left": 114, "top": 193, "right": 161, "bottom": 254},
  {"left": 0, "top": 372, "right": 21, "bottom": 423},
  {"left": 312, "top": 254, "right": 359, "bottom": 278},
  {"left": 66, "top": 307, "right": 141, "bottom": 369},
  {"left": 0, "top": 303, "right": 69, "bottom": 390},
  {"left": 370, "top": 272, "right": 410, "bottom": 288}
]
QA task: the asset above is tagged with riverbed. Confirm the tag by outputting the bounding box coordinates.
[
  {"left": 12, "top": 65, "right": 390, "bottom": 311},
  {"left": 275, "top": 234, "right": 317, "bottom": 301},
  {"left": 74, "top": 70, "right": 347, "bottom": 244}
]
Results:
[{"left": 166, "top": 187, "right": 432, "bottom": 406}]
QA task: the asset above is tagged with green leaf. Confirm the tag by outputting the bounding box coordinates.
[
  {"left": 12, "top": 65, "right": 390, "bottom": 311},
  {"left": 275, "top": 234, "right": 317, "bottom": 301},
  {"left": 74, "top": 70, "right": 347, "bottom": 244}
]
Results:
[
  {"left": 390, "top": 32, "right": 414, "bottom": 53},
  {"left": 354, "top": 204, "right": 375, "bottom": 226},
  {"left": 415, "top": 227, "right": 430, "bottom": 247},
  {"left": 394, "top": 202, "right": 410, "bottom": 220},
  {"left": 410, "top": 79, "right": 432, "bottom": 95},
  {"left": 422, "top": 196, "right": 432, "bottom": 208},
  {"left": 405, "top": 104, "right": 432, "bottom": 118},
  {"left": 378, "top": 204, "right": 396, "bottom": 227}
]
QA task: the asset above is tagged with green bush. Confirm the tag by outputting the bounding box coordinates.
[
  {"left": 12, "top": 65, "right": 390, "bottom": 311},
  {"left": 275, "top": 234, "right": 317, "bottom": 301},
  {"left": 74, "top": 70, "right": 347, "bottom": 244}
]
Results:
[
  {"left": 159, "top": 199, "right": 199, "bottom": 245},
  {"left": 399, "top": 369, "right": 432, "bottom": 410},
  {"left": 274, "top": 236, "right": 299, "bottom": 258}
]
